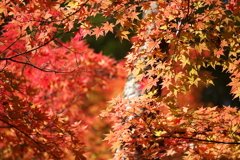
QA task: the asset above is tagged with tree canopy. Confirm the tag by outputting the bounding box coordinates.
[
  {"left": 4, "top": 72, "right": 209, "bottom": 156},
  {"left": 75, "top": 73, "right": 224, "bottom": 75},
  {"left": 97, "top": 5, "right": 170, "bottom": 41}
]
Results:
[{"left": 0, "top": 0, "right": 240, "bottom": 159}]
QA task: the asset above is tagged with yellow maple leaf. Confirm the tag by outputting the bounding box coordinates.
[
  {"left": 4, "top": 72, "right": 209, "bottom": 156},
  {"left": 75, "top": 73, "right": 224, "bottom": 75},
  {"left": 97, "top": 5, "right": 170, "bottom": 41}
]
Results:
[{"left": 116, "top": 30, "right": 130, "bottom": 42}]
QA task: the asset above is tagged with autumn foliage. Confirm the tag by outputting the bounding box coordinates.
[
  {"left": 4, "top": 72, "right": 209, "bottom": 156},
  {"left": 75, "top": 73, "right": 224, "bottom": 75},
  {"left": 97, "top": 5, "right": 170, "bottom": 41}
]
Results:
[
  {"left": 0, "top": 0, "right": 126, "bottom": 159},
  {"left": 0, "top": 0, "right": 240, "bottom": 160},
  {"left": 101, "top": 0, "right": 240, "bottom": 159}
]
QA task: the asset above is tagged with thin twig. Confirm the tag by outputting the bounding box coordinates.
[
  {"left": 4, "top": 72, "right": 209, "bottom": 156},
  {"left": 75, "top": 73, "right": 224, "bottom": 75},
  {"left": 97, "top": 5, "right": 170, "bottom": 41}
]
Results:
[
  {"left": 0, "top": 60, "right": 8, "bottom": 72},
  {"left": 154, "top": 135, "right": 240, "bottom": 145},
  {"left": 186, "top": 0, "right": 191, "bottom": 22}
]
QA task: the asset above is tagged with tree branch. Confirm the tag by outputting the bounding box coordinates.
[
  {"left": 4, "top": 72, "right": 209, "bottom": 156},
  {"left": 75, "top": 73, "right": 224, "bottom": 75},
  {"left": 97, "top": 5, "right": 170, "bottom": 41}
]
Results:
[
  {"left": 186, "top": 0, "right": 191, "bottom": 22},
  {"left": 0, "top": 29, "right": 77, "bottom": 60},
  {"left": 0, "top": 118, "right": 59, "bottom": 159},
  {"left": 8, "top": 58, "right": 76, "bottom": 73}
]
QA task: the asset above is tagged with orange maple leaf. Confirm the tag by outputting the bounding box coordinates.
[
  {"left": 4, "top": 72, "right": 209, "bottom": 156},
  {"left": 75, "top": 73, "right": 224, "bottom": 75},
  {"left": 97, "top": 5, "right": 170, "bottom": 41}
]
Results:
[
  {"left": 92, "top": 26, "right": 104, "bottom": 39},
  {"left": 103, "top": 21, "right": 114, "bottom": 34}
]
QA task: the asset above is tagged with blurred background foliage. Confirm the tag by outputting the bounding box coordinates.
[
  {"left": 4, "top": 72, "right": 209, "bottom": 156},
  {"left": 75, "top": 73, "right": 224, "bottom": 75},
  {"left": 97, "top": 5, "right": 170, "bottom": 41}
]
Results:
[
  {"left": 84, "top": 14, "right": 132, "bottom": 60},
  {"left": 202, "top": 66, "right": 240, "bottom": 108},
  {"left": 85, "top": 32, "right": 131, "bottom": 60}
]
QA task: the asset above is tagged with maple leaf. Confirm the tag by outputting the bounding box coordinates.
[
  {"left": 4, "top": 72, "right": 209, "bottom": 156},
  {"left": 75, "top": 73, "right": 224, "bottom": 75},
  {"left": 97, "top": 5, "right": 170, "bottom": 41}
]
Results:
[
  {"left": 195, "top": 21, "right": 205, "bottom": 30},
  {"left": 228, "top": 77, "right": 240, "bottom": 100},
  {"left": 103, "top": 21, "right": 114, "bottom": 34},
  {"left": 138, "top": 77, "right": 148, "bottom": 91},
  {"left": 129, "top": 11, "right": 140, "bottom": 21},
  {"left": 166, "top": 148, "right": 177, "bottom": 156},
  {"left": 146, "top": 40, "right": 159, "bottom": 51},
  {"left": 116, "top": 29, "right": 130, "bottom": 42},
  {"left": 214, "top": 49, "right": 224, "bottom": 58},
  {"left": 92, "top": 26, "right": 104, "bottom": 39}
]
